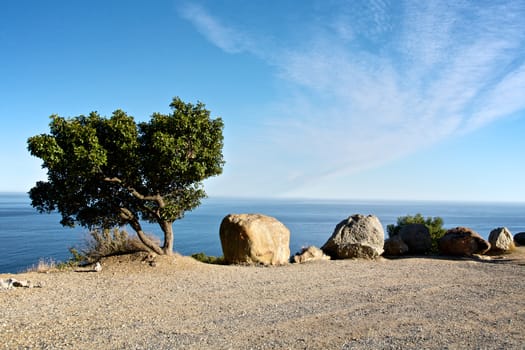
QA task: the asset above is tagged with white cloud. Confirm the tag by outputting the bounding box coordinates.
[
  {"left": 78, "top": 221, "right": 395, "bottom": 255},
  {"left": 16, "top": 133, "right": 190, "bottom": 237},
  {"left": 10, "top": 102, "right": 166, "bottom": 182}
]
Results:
[
  {"left": 178, "top": 3, "right": 253, "bottom": 54},
  {"left": 466, "top": 62, "right": 525, "bottom": 130},
  {"left": 180, "top": 0, "right": 525, "bottom": 197}
]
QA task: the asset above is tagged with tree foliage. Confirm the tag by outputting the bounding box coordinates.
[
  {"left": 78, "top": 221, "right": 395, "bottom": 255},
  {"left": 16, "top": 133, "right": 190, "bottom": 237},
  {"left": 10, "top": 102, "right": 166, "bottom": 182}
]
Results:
[
  {"left": 387, "top": 213, "right": 447, "bottom": 253},
  {"left": 27, "top": 97, "right": 224, "bottom": 255}
]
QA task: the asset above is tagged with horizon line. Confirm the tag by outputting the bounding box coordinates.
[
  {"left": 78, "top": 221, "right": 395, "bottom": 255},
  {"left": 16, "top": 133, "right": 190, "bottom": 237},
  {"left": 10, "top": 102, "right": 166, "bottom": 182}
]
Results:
[{"left": 1, "top": 191, "right": 524, "bottom": 205}]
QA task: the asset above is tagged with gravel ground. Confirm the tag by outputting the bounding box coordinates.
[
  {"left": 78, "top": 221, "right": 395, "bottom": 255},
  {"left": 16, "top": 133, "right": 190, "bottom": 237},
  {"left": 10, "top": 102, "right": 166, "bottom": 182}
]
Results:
[{"left": 1, "top": 249, "right": 524, "bottom": 349}]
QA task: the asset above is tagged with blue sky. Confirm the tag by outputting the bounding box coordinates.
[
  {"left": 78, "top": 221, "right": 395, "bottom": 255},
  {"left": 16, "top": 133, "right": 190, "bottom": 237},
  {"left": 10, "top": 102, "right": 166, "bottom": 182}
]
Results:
[{"left": 1, "top": 0, "right": 525, "bottom": 202}]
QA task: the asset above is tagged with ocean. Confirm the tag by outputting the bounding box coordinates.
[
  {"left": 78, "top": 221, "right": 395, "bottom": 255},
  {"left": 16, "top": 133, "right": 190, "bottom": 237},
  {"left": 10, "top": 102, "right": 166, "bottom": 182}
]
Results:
[{"left": 1, "top": 193, "right": 524, "bottom": 273}]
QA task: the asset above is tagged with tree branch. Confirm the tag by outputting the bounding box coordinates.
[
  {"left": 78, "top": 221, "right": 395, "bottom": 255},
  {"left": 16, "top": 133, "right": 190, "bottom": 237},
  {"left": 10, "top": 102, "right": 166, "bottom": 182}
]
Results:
[
  {"left": 103, "top": 176, "right": 165, "bottom": 221},
  {"left": 103, "top": 177, "right": 162, "bottom": 202}
]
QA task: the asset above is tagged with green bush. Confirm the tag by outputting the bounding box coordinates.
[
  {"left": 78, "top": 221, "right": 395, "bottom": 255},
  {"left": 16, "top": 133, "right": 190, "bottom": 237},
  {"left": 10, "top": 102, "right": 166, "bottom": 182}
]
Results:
[
  {"left": 387, "top": 213, "right": 446, "bottom": 253},
  {"left": 57, "top": 247, "right": 86, "bottom": 269},
  {"left": 191, "top": 252, "right": 225, "bottom": 265}
]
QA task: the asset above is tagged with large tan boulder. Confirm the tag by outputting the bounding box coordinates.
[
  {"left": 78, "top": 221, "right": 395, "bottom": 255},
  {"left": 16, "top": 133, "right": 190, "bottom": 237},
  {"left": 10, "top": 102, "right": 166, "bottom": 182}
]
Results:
[
  {"left": 438, "top": 227, "right": 490, "bottom": 256},
  {"left": 321, "top": 214, "right": 384, "bottom": 259},
  {"left": 488, "top": 227, "right": 515, "bottom": 253},
  {"left": 219, "top": 214, "right": 290, "bottom": 265}
]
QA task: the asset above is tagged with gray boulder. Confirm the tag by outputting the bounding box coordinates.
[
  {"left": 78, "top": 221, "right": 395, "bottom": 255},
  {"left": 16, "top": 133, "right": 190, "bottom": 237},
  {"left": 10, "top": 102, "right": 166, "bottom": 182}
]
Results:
[
  {"left": 514, "top": 232, "right": 525, "bottom": 246},
  {"left": 488, "top": 227, "right": 515, "bottom": 253},
  {"left": 219, "top": 213, "right": 290, "bottom": 265},
  {"left": 321, "top": 214, "right": 384, "bottom": 259},
  {"left": 438, "top": 227, "right": 490, "bottom": 256},
  {"left": 397, "top": 224, "right": 432, "bottom": 254}
]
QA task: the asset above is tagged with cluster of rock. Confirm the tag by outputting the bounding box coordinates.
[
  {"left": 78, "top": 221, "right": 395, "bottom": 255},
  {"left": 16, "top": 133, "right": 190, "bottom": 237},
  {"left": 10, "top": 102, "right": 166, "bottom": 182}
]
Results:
[
  {"left": 384, "top": 225, "right": 487, "bottom": 257},
  {"left": 219, "top": 213, "right": 385, "bottom": 265},
  {"left": 384, "top": 224, "right": 432, "bottom": 256},
  {"left": 0, "top": 278, "right": 42, "bottom": 290},
  {"left": 386, "top": 225, "right": 519, "bottom": 257},
  {"left": 218, "top": 212, "right": 523, "bottom": 266}
]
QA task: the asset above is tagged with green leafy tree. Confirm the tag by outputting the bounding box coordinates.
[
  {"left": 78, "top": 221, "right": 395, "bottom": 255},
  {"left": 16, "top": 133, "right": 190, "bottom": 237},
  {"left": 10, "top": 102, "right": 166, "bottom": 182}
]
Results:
[
  {"left": 387, "top": 213, "right": 447, "bottom": 253},
  {"left": 27, "top": 97, "right": 224, "bottom": 255}
]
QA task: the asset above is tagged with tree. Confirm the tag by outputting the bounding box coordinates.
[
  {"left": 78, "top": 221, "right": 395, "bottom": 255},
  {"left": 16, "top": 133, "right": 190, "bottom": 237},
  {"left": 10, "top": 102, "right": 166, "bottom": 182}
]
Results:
[{"left": 27, "top": 97, "right": 224, "bottom": 255}]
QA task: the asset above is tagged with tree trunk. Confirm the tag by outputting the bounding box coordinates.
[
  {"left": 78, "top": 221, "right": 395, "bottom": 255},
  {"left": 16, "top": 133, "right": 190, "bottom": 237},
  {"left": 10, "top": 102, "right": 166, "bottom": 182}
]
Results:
[
  {"left": 160, "top": 220, "right": 174, "bottom": 255},
  {"left": 128, "top": 217, "right": 164, "bottom": 255},
  {"left": 136, "top": 228, "right": 164, "bottom": 255}
]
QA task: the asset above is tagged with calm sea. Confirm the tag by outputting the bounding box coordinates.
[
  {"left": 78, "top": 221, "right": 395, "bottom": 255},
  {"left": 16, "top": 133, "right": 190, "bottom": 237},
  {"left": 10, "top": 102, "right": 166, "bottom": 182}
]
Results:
[{"left": 1, "top": 193, "right": 524, "bottom": 273}]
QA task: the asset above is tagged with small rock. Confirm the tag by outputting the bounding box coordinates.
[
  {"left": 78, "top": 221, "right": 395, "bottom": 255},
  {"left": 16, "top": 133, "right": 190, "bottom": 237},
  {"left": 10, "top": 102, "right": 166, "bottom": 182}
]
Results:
[
  {"left": 472, "top": 254, "right": 494, "bottom": 261},
  {"left": 0, "top": 278, "right": 12, "bottom": 289},
  {"left": 0, "top": 278, "right": 42, "bottom": 289},
  {"left": 12, "top": 280, "right": 28, "bottom": 288},
  {"left": 292, "top": 246, "right": 330, "bottom": 263}
]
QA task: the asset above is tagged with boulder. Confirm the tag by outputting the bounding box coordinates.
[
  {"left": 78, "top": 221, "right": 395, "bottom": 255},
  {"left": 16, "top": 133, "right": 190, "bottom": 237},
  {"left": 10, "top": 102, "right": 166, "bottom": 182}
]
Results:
[
  {"left": 292, "top": 246, "right": 330, "bottom": 263},
  {"left": 219, "top": 214, "right": 290, "bottom": 265},
  {"left": 438, "top": 227, "right": 491, "bottom": 256},
  {"left": 321, "top": 214, "right": 384, "bottom": 259},
  {"left": 514, "top": 232, "right": 525, "bottom": 246},
  {"left": 383, "top": 235, "right": 409, "bottom": 256},
  {"left": 488, "top": 227, "right": 515, "bottom": 253},
  {"left": 397, "top": 224, "right": 432, "bottom": 254}
]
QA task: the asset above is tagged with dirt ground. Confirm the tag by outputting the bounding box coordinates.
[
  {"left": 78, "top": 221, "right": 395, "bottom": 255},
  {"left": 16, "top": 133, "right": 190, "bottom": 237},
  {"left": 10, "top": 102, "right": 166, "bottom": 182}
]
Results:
[{"left": 1, "top": 248, "right": 524, "bottom": 349}]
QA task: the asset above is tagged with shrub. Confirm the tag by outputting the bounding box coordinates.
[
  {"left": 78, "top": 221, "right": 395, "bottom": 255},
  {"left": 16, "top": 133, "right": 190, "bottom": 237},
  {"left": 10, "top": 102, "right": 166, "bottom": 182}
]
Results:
[
  {"left": 191, "top": 252, "right": 225, "bottom": 265},
  {"left": 25, "top": 248, "right": 86, "bottom": 272},
  {"left": 26, "top": 230, "right": 148, "bottom": 272},
  {"left": 27, "top": 258, "right": 57, "bottom": 273},
  {"left": 387, "top": 213, "right": 446, "bottom": 253},
  {"left": 79, "top": 228, "right": 156, "bottom": 262}
]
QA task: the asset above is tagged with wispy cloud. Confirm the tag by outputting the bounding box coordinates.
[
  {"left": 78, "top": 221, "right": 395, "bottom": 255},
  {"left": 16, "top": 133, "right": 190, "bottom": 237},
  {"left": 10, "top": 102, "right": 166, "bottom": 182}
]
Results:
[
  {"left": 178, "top": 3, "right": 253, "bottom": 54},
  {"left": 180, "top": 0, "right": 525, "bottom": 196}
]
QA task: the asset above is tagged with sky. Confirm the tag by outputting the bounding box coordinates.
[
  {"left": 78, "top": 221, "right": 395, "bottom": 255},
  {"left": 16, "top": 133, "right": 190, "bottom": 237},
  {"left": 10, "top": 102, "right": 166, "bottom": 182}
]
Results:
[{"left": 1, "top": 0, "right": 525, "bottom": 202}]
